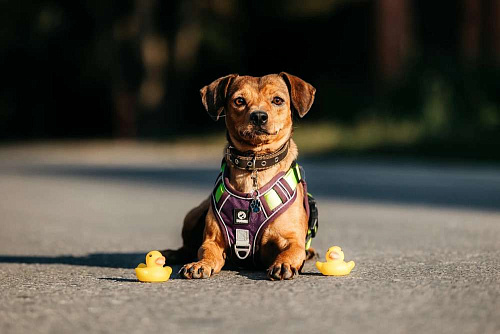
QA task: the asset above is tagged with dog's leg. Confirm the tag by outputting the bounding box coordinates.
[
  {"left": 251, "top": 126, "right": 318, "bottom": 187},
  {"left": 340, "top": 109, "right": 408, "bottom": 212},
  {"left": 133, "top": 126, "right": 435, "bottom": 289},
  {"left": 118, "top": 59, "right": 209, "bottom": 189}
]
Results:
[
  {"left": 261, "top": 193, "right": 308, "bottom": 281},
  {"left": 266, "top": 237, "right": 306, "bottom": 281},
  {"left": 179, "top": 206, "right": 226, "bottom": 279},
  {"left": 161, "top": 197, "right": 209, "bottom": 264}
]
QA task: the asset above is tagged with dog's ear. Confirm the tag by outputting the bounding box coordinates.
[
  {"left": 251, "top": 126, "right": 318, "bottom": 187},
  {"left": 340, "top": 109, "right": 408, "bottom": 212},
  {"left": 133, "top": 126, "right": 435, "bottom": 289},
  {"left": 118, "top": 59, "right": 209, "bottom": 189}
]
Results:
[
  {"left": 200, "top": 74, "right": 238, "bottom": 121},
  {"left": 279, "top": 72, "right": 316, "bottom": 118}
]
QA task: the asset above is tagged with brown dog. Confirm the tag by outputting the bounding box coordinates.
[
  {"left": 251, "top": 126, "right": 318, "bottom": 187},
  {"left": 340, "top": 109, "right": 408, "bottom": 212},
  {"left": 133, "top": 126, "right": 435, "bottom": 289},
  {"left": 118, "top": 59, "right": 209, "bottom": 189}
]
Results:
[{"left": 163, "top": 73, "right": 316, "bottom": 280}]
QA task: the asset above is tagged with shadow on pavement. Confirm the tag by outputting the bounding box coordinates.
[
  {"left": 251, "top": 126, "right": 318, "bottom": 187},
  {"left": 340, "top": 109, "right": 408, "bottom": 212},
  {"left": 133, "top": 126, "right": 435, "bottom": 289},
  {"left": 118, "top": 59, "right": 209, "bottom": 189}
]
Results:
[
  {"left": 99, "top": 277, "right": 138, "bottom": 282},
  {"left": 0, "top": 253, "right": 191, "bottom": 279},
  {"left": 299, "top": 272, "right": 325, "bottom": 277},
  {"left": 15, "top": 162, "right": 500, "bottom": 212},
  {"left": 0, "top": 252, "right": 145, "bottom": 268}
]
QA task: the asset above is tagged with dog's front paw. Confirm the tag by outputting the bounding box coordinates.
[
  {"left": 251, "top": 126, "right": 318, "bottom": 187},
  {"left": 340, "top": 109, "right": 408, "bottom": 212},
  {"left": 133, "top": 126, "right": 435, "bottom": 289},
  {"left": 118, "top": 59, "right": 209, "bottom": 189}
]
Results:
[
  {"left": 179, "top": 261, "right": 214, "bottom": 279},
  {"left": 267, "top": 262, "right": 299, "bottom": 281}
]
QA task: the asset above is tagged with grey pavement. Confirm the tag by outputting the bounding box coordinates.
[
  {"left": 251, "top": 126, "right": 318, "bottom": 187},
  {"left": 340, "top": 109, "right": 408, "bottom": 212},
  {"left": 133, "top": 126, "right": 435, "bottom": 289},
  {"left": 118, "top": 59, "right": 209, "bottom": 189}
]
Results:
[{"left": 0, "top": 142, "right": 499, "bottom": 334}]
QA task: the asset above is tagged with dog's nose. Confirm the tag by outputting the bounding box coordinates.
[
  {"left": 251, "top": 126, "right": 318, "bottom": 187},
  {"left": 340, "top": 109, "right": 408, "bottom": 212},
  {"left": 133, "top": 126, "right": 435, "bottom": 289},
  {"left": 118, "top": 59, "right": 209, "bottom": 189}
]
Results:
[{"left": 250, "top": 111, "right": 268, "bottom": 126}]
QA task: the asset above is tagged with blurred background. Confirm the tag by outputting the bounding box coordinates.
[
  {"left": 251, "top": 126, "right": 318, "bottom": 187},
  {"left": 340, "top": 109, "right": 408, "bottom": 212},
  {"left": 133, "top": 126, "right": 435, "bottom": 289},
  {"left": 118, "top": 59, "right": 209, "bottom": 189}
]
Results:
[
  {"left": 1, "top": 2, "right": 500, "bottom": 333},
  {"left": 1, "top": 0, "right": 500, "bottom": 159}
]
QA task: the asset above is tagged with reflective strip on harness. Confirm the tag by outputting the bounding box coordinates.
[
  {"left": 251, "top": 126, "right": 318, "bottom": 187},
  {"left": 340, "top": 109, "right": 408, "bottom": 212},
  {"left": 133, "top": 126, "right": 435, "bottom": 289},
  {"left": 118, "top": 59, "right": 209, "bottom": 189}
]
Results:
[
  {"left": 215, "top": 182, "right": 225, "bottom": 202},
  {"left": 263, "top": 189, "right": 282, "bottom": 211},
  {"left": 305, "top": 230, "right": 313, "bottom": 250},
  {"left": 283, "top": 165, "right": 300, "bottom": 191},
  {"left": 262, "top": 164, "right": 301, "bottom": 211}
]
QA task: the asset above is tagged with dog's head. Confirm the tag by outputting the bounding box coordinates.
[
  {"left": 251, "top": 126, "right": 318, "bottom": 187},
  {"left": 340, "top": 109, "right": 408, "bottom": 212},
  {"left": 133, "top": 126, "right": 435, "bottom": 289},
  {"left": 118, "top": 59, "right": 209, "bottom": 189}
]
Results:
[{"left": 200, "top": 73, "right": 316, "bottom": 150}]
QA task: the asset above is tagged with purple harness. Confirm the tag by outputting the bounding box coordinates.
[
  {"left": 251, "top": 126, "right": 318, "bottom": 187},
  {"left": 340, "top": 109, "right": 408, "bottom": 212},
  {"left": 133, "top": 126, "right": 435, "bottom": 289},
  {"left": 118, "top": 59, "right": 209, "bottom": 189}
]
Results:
[{"left": 211, "top": 161, "right": 310, "bottom": 267}]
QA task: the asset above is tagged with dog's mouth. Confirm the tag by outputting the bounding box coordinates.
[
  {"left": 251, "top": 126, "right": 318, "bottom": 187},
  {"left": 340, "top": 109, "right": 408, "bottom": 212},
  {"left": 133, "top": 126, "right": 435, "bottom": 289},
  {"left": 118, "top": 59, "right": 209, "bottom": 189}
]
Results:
[
  {"left": 254, "top": 127, "right": 272, "bottom": 135},
  {"left": 240, "top": 126, "right": 278, "bottom": 139}
]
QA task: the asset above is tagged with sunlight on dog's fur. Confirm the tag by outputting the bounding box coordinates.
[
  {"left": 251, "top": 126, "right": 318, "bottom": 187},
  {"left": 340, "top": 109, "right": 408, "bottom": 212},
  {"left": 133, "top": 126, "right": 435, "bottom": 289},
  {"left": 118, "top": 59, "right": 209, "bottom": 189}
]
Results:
[{"left": 163, "top": 73, "right": 316, "bottom": 280}]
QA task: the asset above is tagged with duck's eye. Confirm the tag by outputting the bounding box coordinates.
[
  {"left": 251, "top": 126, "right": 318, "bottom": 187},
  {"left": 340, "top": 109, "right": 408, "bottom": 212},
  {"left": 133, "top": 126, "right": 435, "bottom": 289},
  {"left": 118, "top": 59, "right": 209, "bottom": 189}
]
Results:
[
  {"left": 149, "top": 254, "right": 152, "bottom": 257},
  {"left": 234, "top": 97, "right": 246, "bottom": 107},
  {"left": 272, "top": 96, "right": 284, "bottom": 106}
]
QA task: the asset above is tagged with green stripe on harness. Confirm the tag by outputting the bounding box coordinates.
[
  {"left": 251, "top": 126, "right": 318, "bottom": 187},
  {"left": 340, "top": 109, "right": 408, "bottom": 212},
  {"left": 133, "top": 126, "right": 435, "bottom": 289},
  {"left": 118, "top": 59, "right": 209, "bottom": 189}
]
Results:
[
  {"left": 215, "top": 181, "right": 225, "bottom": 202},
  {"left": 305, "top": 230, "right": 313, "bottom": 250},
  {"left": 263, "top": 189, "right": 282, "bottom": 211},
  {"left": 263, "top": 163, "right": 302, "bottom": 210},
  {"left": 283, "top": 164, "right": 301, "bottom": 190},
  {"left": 214, "top": 163, "right": 227, "bottom": 203}
]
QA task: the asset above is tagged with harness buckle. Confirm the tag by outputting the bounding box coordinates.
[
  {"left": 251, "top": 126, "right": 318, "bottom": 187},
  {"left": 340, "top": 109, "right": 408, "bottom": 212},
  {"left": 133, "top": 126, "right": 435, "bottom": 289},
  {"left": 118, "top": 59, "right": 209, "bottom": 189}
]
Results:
[{"left": 234, "top": 229, "right": 251, "bottom": 259}]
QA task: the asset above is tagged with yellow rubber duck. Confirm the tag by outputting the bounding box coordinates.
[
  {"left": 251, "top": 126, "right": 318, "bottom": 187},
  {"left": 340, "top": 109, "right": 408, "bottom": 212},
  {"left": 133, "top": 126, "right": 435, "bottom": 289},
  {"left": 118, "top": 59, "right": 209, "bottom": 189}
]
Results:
[
  {"left": 135, "top": 250, "right": 172, "bottom": 282},
  {"left": 316, "top": 246, "right": 355, "bottom": 276}
]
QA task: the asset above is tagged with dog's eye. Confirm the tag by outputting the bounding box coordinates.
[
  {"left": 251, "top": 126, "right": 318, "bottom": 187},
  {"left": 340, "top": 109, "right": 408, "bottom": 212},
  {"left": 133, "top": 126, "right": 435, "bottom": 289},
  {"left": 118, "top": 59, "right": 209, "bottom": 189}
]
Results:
[
  {"left": 234, "top": 97, "right": 246, "bottom": 107},
  {"left": 272, "top": 96, "right": 284, "bottom": 106}
]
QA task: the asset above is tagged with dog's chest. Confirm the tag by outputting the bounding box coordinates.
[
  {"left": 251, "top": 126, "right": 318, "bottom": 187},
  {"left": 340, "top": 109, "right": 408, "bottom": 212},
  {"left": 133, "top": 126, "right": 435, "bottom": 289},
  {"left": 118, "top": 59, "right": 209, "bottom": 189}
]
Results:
[{"left": 212, "top": 162, "right": 305, "bottom": 266}]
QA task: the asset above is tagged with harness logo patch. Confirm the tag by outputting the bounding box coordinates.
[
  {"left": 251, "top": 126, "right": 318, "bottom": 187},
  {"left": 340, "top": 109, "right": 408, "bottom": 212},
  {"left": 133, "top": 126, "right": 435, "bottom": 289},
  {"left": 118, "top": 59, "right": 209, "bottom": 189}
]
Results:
[{"left": 234, "top": 209, "right": 249, "bottom": 224}]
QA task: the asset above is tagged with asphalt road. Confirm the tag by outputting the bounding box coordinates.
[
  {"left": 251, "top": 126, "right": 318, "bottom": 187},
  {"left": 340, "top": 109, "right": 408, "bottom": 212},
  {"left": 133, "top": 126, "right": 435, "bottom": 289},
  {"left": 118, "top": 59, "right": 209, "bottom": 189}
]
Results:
[{"left": 0, "top": 143, "right": 499, "bottom": 334}]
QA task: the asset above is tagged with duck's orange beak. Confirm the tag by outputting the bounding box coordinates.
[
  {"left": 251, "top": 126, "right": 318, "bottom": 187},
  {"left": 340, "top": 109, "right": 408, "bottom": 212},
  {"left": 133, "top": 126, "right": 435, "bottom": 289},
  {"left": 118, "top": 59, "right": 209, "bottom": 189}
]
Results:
[
  {"left": 155, "top": 256, "right": 166, "bottom": 266},
  {"left": 329, "top": 251, "right": 340, "bottom": 260}
]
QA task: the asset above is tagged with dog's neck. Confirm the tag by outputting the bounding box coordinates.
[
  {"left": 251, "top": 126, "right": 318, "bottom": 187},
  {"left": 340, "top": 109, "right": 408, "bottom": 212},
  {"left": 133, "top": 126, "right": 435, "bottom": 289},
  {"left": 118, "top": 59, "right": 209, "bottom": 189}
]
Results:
[{"left": 225, "top": 139, "right": 299, "bottom": 193}]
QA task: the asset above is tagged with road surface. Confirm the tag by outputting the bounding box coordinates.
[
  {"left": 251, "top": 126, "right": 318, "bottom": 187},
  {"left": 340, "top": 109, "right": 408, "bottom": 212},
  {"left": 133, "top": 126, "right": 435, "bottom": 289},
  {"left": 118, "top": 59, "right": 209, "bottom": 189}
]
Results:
[{"left": 0, "top": 142, "right": 499, "bottom": 334}]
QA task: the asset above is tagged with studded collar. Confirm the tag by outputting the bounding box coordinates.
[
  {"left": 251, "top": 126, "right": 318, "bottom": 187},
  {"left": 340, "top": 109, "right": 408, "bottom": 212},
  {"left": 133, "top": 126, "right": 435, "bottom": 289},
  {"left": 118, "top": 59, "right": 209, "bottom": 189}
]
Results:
[{"left": 225, "top": 140, "right": 290, "bottom": 171}]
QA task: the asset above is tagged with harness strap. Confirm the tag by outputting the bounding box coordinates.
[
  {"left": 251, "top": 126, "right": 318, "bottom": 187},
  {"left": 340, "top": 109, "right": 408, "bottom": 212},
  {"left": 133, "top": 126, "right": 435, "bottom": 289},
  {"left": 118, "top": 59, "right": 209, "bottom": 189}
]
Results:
[
  {"left": 305, "top": 193, "right": 318, "bottom": 250},
  {"left": 214, "top": 162, "right": 303, "bottom": 212},
  {"left": 212, "top": 161, "right": 318, "bottom": 266}
]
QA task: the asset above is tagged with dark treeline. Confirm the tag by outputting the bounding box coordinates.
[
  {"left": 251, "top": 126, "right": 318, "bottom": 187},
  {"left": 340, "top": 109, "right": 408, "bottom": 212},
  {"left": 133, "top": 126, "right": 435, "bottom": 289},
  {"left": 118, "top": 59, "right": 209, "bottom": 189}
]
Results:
[{"left": 1, "top": 0, "right": 499, "bottom": 153}]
